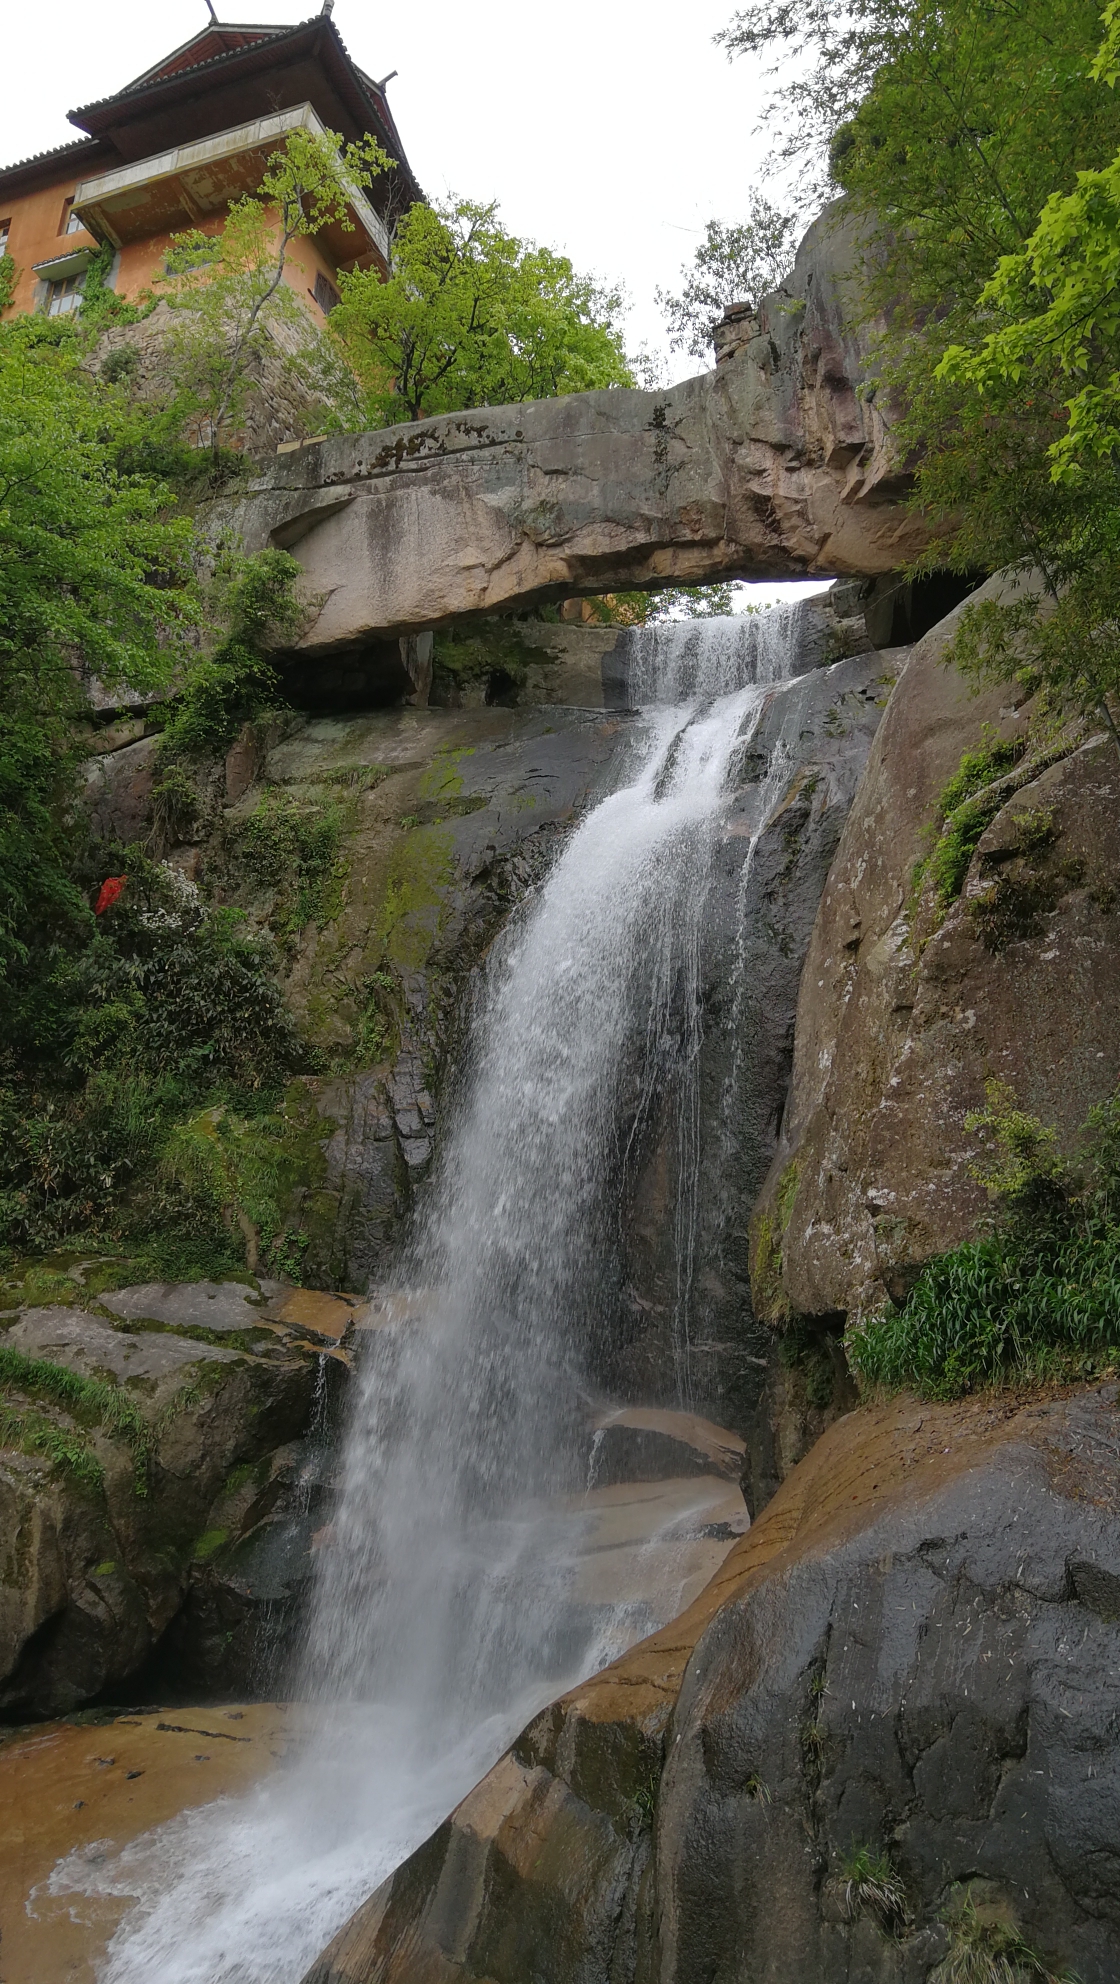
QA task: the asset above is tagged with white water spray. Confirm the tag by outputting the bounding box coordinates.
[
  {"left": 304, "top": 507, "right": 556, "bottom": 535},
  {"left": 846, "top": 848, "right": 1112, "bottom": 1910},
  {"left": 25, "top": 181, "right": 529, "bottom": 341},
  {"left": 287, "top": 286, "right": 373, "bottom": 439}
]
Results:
[{"left": 69, "top": 609, "right": 813, "bottom": 1984}]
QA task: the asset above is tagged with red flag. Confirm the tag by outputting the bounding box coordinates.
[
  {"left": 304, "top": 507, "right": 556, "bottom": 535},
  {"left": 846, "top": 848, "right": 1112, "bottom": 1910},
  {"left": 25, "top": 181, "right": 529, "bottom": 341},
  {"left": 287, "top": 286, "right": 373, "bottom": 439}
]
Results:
[{"left": 95, "top": 875, "right": 127, "bottom": 915}]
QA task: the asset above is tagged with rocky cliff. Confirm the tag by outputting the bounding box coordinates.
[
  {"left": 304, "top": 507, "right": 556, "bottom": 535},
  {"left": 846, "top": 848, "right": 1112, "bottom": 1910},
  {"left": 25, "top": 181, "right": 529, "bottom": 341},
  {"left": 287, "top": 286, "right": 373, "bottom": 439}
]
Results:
[
  {"left": 750, "top": 571, "right": 1120, "bottom": 1322},
  {"left": 295, "top": 574, "right": 1120, "bottom": 1983},
  {"left": 84, "top": 622, "right": 895, "bottom": 1416},
  {"left": 216, "top": 205, "right": 929, "bottom": 655}
]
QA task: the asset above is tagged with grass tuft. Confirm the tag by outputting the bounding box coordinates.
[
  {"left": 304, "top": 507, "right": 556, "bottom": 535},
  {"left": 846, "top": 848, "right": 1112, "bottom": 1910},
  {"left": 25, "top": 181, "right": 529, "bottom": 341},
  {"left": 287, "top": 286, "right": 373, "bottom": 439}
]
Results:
[
  {"left": 938, "top": 1890, "right": 1077, "bottom": 1982},
  {"left": 839, "top": 1845, "right": 911, "bottom": 1934},
  {"left": 847, "top": 1084, "right": 1120, "bottom": 1399}
]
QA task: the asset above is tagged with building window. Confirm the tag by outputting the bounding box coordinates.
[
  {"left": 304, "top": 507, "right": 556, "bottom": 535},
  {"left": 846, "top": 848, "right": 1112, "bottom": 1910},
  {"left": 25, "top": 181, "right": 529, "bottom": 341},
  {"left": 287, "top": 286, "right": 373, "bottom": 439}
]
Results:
[
  {"left": 60, "top": 199, "right": 85, "bottom": 236},
  {"left": 313, "top": 271, "right": 340, "bottom": 315},
  {"left": 0, "top": 219, "right": 10, "bottom": 254},
  {"left": 46, "top": 272, "right": 85, "bottom": 316}
]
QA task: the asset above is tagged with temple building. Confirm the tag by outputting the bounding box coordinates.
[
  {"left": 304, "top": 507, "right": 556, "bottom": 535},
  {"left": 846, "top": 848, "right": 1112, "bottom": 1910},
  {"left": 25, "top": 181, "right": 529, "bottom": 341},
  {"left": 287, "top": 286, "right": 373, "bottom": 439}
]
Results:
[{"left": 0, "top": 4, "right": 419, "bottom": 323}]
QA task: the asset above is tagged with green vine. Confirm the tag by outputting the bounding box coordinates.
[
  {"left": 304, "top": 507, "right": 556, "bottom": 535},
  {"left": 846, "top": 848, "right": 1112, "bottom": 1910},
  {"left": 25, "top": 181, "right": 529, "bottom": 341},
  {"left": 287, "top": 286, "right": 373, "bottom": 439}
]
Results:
[
  {"left": 0, "top": 252, "right": 19, "bottom": 316},
  {"left": 79, "top": 243, "right": 151, "bottom": 331}
]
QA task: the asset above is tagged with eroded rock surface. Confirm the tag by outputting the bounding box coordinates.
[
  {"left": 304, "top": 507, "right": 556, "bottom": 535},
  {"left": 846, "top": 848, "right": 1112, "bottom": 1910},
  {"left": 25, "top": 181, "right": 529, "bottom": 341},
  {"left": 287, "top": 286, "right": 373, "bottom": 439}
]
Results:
[
  {"left": 219, "top": 206, "right": 928, "bottom": 651},
  {"left": 750, "top": 572, "right": 1120, "bottom": 1320},
  {"left": 304, "top": 1385, "right": 1120, "bottom": 1984},
  {"left": 0, "top": 1282, "right": 334, "bottom": 1717}
]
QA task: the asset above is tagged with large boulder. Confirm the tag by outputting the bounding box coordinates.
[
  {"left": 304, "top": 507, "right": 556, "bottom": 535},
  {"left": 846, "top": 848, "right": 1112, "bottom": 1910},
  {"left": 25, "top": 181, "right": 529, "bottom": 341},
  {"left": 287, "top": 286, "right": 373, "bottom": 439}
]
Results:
[
  {"left": 750, "top": 572, "right": 1120, "bottom": 1321},
  {"left": 303, "top": 1383, "right": 1120, "bottom": 1984},
  {"left": 0, "top": 1284, "right": 328, "bottom": 1716},
  {"left": 217, "top": 206, "right": 929, "bottom": 651}
]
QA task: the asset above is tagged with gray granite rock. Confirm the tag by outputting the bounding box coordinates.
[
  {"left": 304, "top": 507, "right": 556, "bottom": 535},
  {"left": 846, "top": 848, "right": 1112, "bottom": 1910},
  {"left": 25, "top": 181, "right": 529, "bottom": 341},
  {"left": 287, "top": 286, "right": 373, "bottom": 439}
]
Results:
[
  {"left": 10, "top": 1306, "right": 239, "bottom": 1378},
  {"left": 213, "top": 206, "right": 928, "bottom": 654},
  {"left": 100, "top": 1280, "right": 266, "bottom": 1335},
  {"left": 302, "top": 1387, "right": 1120, "bottom": 1984},
  {"left": 1, "top": 1297, "right": 316, "bottom": 1717},
  {"left": 751, "top": 571, "right": 1120, "bottom": 1320}
]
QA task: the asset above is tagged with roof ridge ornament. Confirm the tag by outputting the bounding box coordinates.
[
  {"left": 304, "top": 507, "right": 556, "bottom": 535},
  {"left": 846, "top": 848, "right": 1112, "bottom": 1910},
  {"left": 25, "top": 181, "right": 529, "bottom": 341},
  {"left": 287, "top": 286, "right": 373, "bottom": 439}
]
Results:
[
  {"left": 205, "top": 1, "right": 218, "bottom": 19},
  {"left": 322, "top": 1, "right": 335, "bottom": 14}
]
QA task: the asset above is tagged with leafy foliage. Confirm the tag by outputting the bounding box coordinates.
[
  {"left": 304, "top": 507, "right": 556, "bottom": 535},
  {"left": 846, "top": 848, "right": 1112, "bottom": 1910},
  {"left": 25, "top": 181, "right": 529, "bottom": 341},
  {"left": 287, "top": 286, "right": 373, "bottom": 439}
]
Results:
[
  {"left": 846, "top": 1084, "right": 1120, "bottom": 1398},
  {"left": 0, "top": 853, "right": 305, "bottom": 1258},
  {"left": 0, "top": 1400, "right": 103, "bottom": 1489},
  {"left": 79, "top": 243, "right": 151, "bottom": 333},
  {"left": 0, "top": 317, "right": 316, "bottom": 1277},
  {"left": 910, "top": 733, "right": 1026, "bottom": 912},
  {"left": 937, "top": 1, "right": 1120, "bottom": 489},
  {"left": 330, "top": 195, "right": 632, "bottom": 424},
  {"left": 577, "top": 582, "right": 748, "bottom": 625},
  {"left": 0, "top": 1340, "right": 148, "bottom": 1450},
  {"left": 157, "top": 546, "right": 303, "bottom": 761},
  {"left": 155, "top": 128, "right": 388, "bottom": 451},
  {"left": 228, "top": 789, "right": 346, "bottom": 939},
  {"left": 716, "top": 0, "right": 912, "bottom": 193},
  {"left": 719, "top": 0, "right": 1120, "bottom": 753},
  {"left": 0, "top": 252, "right": 18, "bottom": 315},
  {"left": 0, "top": 316, "right": 195, "bottom": 986},
  {"left": 656, "top": 197, "right": 797, "bottom": 360}
]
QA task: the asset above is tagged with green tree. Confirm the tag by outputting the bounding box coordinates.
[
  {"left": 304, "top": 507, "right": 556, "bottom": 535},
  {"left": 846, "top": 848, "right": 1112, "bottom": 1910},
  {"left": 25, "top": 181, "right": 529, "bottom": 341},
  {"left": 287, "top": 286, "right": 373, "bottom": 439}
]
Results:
[
  {"left": 716, "top": 0, "right": 913, "bottom": 194},
  {"left": 0, "top": 318, "right": 195, "bottom": 985},
  {"left": 329, "top": 195, "right": 632, "bottom": 424},
  {"left": 156, "top": 126, "right": 389, "bottom": 453},
  {"left": 938, "top": 0, "right": 1120, "bottom": 487},
  {"left": 656, "top": 197, "right": 797, "bottom": 361},
  {"left": 720, "top": 0, "right": 1120, "bottom": 750}
]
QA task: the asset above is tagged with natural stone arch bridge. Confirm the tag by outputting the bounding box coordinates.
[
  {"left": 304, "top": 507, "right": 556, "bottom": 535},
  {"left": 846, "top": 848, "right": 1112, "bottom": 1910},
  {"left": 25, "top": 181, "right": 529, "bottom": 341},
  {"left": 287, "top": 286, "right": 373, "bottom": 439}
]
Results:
[{"left": 220, "top": 210, "right": 929, "bottom": 659}]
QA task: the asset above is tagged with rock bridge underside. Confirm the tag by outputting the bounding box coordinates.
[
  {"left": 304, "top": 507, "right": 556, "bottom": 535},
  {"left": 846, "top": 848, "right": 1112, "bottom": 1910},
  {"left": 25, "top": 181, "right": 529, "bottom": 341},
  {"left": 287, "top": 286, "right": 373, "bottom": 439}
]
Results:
[{"left": 220, "top": 208, "right": 931, "bottom": 659}]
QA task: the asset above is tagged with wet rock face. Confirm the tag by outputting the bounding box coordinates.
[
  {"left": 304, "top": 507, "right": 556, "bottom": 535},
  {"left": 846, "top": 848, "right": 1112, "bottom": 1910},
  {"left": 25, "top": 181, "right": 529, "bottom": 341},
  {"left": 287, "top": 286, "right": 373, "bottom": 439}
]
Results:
[
  {"left": 0, "top": 1284, "right": 338, "bottom": 1718},
  {"left": 609, "top": 646, "right": 900, "bottom": 1425},
  {"left": 218, "top": 205, "right": 928, "bottom": 651},
  {"left": 751, "top": 570, "right": 1120, "bottom": 1319},
  {"left": 659, "top": 1391, "right": 1120, "bottom": 1984},
  {"left": 304, "top": 1387, "right": 1120, "bottom": 1984}
]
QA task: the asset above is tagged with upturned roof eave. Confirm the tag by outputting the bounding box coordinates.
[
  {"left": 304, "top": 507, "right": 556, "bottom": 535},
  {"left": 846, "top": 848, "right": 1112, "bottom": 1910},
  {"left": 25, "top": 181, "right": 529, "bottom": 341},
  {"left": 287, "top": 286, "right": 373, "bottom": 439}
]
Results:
[{"left": 66, "top": 15, "right": 422, "bottom": 206}]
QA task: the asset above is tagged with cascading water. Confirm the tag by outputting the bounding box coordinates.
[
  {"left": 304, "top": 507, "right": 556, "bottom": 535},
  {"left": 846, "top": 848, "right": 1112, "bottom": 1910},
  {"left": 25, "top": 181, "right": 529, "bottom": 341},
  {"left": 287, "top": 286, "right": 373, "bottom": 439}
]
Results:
[{"left": 63, "top": 605, "right": 817, "bottom": 1984}]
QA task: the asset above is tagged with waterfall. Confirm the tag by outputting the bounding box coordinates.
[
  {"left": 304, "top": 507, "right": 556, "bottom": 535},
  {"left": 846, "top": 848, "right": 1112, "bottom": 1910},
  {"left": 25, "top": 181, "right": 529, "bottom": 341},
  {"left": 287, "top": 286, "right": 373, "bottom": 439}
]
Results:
[
  {"left": 618, "top": 602, "right": 814, "bottom": 706},
  {"left": 79, "top": 606, "right": 812, "bottom": 1984}
]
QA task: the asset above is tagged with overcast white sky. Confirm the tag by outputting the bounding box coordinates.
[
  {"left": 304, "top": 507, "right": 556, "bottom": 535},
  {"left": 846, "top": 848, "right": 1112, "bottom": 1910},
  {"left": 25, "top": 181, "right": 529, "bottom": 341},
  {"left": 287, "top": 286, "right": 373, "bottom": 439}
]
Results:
[{"left": 6, "top": 0, "right": 826, "bottom": 605}]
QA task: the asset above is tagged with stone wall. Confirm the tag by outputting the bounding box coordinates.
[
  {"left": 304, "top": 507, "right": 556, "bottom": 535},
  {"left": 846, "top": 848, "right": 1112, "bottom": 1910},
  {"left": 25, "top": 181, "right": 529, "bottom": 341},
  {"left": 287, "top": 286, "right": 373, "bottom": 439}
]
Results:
[{"left": 93, "top": 299, "right": 334, "bottom": 457}]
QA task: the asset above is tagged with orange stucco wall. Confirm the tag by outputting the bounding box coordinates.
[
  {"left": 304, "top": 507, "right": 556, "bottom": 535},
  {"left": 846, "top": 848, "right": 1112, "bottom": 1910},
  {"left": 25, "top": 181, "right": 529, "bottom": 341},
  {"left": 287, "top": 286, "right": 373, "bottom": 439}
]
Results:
[
  {"left": 1, "top": 175, "right": 100, "bottom": 316},
  {"left": 1, "top": 184, "right": 374, "bottom": 325}
]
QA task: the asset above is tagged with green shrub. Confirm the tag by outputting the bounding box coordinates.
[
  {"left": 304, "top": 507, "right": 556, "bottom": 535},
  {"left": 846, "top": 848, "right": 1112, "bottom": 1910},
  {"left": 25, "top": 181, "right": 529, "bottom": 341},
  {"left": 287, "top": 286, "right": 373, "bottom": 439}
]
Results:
[
  {"left": 911, "top": 734, "right": 1026, "bottom": 912},
  {"left": 939, "top": 1889, "right": 1076, "bottom": 1982},
  {"left": 847, "top": 1084, "right": 1120, "bottom": 1398},
  {"left": 0, "top": 855, "right": 305, "bottom": 1260},
  {"left": 158, "top": 547, "right": 302, "bottom": 760},
  {"left": 229, "top": 790, "right": 345, "bottom": 936}
]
